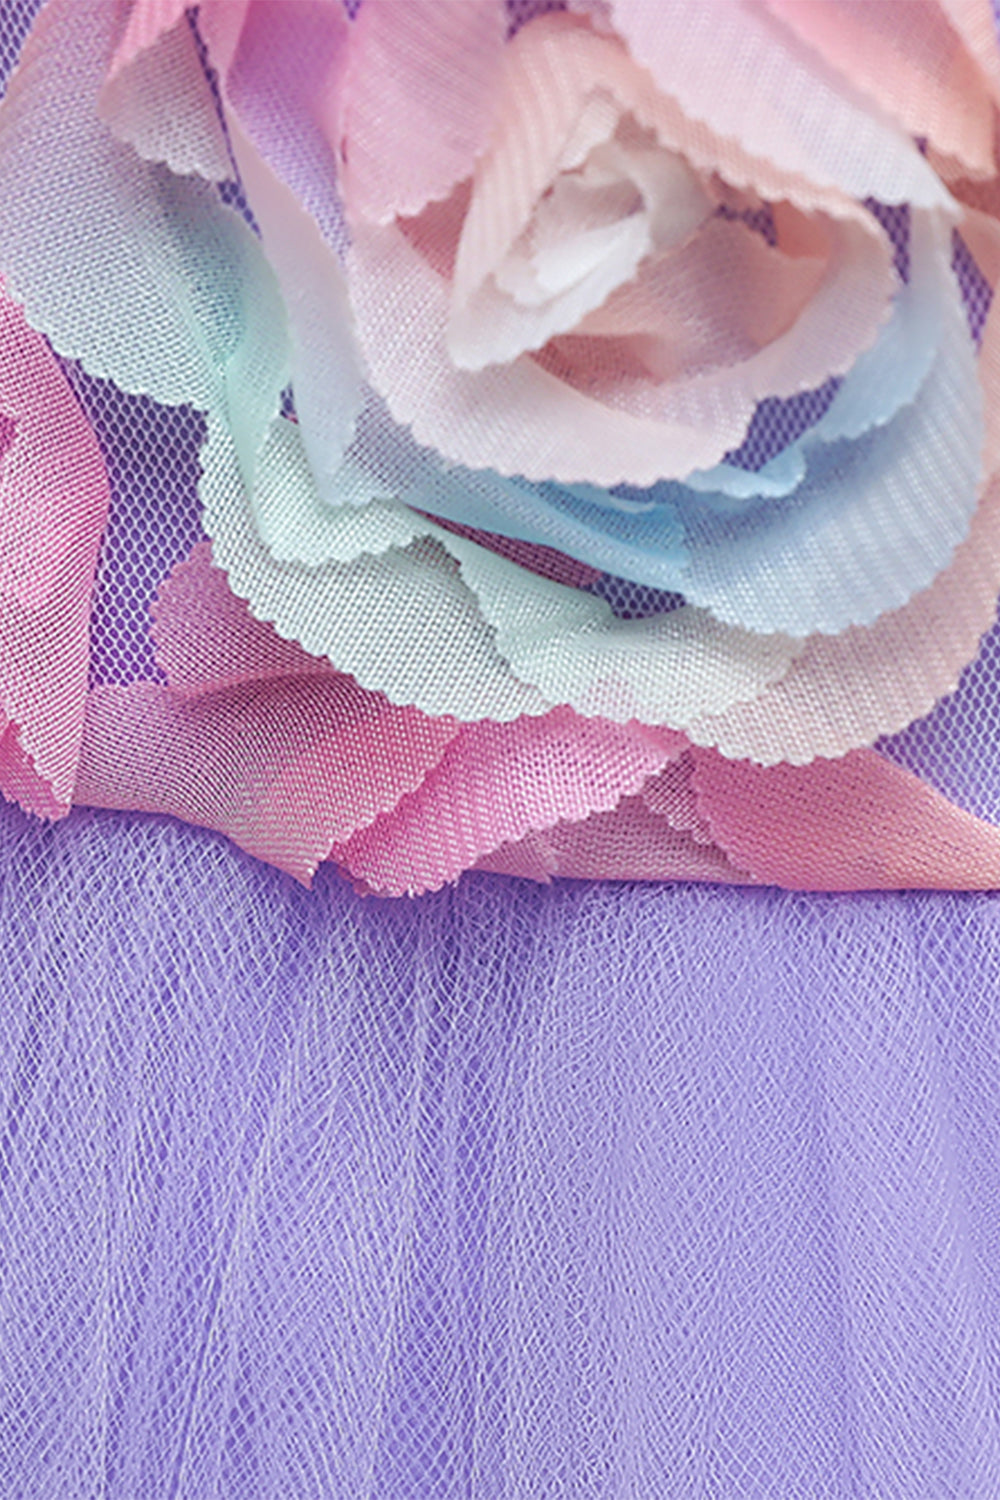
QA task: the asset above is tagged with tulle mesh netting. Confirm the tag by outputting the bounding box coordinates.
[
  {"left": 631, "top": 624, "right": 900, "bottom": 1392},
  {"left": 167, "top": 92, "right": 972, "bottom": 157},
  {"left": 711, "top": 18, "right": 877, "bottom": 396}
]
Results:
[
  {"left": 3, "top": 799, "right": 1000, "bottom": 1499},
  {"left": 5, "top": 4, "right": 1000, "bottom": 1496}
]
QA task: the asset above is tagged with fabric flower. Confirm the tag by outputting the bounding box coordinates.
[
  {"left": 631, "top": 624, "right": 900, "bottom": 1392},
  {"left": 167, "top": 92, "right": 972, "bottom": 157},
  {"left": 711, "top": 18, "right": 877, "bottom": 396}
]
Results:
[
  {"left": 2, "top": 0, "right": 1000, "bottom": 894},
  {"left": 194, "top": 0, "right": 1000, "bottom": 761}
]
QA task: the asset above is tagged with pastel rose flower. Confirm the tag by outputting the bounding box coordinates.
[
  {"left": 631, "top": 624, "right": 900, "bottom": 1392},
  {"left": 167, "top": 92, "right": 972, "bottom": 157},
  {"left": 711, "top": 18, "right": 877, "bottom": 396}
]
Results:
[
  {"left": 206, "top": 0, "right": 1000, "bottom": 758},
  {"left": 2, "top": 0, "right": 1000, "bottom": 783},
  {"left": 332, "top": 0, "right": 992, "bottom": 635}
]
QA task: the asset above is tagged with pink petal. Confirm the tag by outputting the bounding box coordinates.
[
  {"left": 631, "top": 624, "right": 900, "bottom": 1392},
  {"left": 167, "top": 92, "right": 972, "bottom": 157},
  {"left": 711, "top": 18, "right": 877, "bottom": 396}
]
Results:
[
  {"left": 0, "top": 721, "right": 65, "bottom": 821},
  {"left": 685, "top": 473, "right": 1000, "bottom": 766},
  {"left": 763, "top": 0, "right": 995, "bottom": 177},
  {"left": 974, "top": 218, "right": 1000, "bottom": 477},
  {"left": 334, "top": 0, "right": 507, "bottom": 226},
  {"left": 608, "top": 0, "right": 950, "bottom": 211},
  {"left": 75, "top": 677, "right": 457, "bottom": 884},
  {"left": 939, "top": 0, "right": 1000, "bottom": 103},
  {"left": 0, "top": 282, "right": 111, "bottom": 815},
  {"left": 474, "top": 795, "right": 757, "bottom": 885},
  {"left": 107, "top": 0, "right": 190, "bottom": 77},
  {"left": 690, "top": 746, "right": 1000, "bottom": 891},
  {"left": 152, "top": 541, "right": 339, "bottom": 694},
  {"left": 333, "top": 710, "right": 686, "bottom": 895},
  {"left": 640, "top": 753, "right": 715, "bottom": 844},
  {"left": 77, "top": 543, "right": 460, "bottom": 881}
]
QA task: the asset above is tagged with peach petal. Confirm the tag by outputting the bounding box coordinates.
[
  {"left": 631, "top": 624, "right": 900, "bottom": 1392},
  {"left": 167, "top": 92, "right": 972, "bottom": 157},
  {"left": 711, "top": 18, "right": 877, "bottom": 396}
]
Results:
[
  {"left": 691, "top": 746, "right": 1000, "bottom": 891},
  {"left": 334, "top": 0, "right": 507, "bottom": 226},
  {"left": 939, "top": 0, "right": 1000, "bottom": 103},
  {"left": 763, "top": 0, "right": 995, "bottom": 178},
  {"left": 543, "top": 210, "right": 891, "bottom": 426},
  {"left": 351, "top": 13, "right": 895, "bottom": 486}
]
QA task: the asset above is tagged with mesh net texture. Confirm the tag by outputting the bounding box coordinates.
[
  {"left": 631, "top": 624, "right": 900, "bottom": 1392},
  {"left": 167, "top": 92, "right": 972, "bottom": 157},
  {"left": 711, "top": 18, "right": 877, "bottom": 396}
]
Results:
[{"left": 1, "top": 799, "right": 1000, "bottom": 1498}]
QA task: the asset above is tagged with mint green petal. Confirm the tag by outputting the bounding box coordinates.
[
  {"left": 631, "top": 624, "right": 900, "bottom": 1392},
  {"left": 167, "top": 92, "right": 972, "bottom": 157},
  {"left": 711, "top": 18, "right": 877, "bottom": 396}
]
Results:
[
  {"left": 251, "top": 418, "right": 430, "bottom": 565},
  {"left": 0, "top": 0, "right": 288, "bottom": 451},
  {"left": 202, "top": 412, "right": 553, "bottom": 723},
  {"left": 446, "top": 535, "right": 799, "bottom": 724},
  {"left": 204, "top": 413, "right": 801, "bottom": 729}
]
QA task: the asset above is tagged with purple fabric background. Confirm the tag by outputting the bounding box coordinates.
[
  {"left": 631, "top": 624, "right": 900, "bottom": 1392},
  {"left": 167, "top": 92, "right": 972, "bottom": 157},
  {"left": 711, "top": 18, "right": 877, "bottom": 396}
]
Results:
[{"left": 1, "top": 800, "right": 999, "bottom": 1497}]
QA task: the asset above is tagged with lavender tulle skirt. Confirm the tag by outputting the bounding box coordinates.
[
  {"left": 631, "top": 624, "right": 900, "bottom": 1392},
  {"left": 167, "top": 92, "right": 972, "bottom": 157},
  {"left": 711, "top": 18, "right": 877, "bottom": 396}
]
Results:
[{"left": 2, "top": 799, "right": 998, "bottom": 1497}]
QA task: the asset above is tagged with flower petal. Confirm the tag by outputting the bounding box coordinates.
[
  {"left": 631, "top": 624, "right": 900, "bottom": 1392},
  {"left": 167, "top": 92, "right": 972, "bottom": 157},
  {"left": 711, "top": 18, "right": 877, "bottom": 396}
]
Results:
[
  {"left": 609, "top": 0, "right": 953, "bottom": 210},
  {"left": 674, "top": 217, "right": 983, "bottom": 635},
  {"left": 0, "top": 0, "right": 288, "bottom": 443},
  {"left": 0, "top": 281, "right": 111, "bottom": 815},
  {"left": 691, "top": 746, "right": 1000, "bottom": 891},
  {"left": 684, "top": 471, "right": 1000, "bottom": 766},
  {"left": 201, "top": 413, "right": 553, "bottom": 722},
  {"left": 107, "top": 0, "right": 190, "bottom": 77},
  {"left": 202, "top": 410, "right": 801, "bottom": 727},
  {"left": 350, "top": 213, "right": 856, "bottom": 486},
  {"left": 335, "top": 0, "right": 507, "bottom": 226},
  {"left": 473, "top": 794, "right": 756, "bottom": 885},
  {"left": 350, "top": 13, "right": 897, "bottom": 488},
  {"left": 226, "top": 111, "right": 365, "bottom": 497},
  {"left": 761, "top": 0, "right": 996, "bottom": 178},
  {"left": 100, "top": 5, "right": 232, "bottom": 179},
  {"left": 333, "top": 711, "right": 686, "bottom": 895},
  {"left": 81, "top": 543, "right": 459, "bottom": 883},
  {"left": 75, "top": 676, "right": 457, "bottom": 884}
]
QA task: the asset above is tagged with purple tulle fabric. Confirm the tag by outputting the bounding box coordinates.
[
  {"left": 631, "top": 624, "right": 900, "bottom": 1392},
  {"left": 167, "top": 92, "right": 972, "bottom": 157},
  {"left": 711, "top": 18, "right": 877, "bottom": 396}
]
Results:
[{"left": 2, "top": 798, "right": 999, "bottom": 1497}]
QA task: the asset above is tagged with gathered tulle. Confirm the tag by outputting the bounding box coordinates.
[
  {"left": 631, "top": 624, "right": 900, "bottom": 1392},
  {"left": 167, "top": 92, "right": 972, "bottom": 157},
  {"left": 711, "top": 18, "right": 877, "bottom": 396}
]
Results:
[{"left": 2, "top": 800, "right": 999, "bottom": 1498}]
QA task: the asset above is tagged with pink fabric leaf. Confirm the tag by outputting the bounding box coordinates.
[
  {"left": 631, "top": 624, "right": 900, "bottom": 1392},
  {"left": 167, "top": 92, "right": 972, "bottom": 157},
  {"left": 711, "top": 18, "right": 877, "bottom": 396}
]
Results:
[
  {"left": 0, "top": 721, "right": 65, "bottom": 821},
  {"left": 75, "top": 678, "right": 457, "bottom": 884},
  {"left": 690, "top": 747, "right": 1000, "bottom": 892},
  {"left": 333, "top": 710, "right": 687, "bottom": 896},
  {"left": 0, "top": 281, "right": 111, "bottom": 815},
  {"left": 152, "top": 540, "right": 340, "bottom": 694},
  {"left": 762, "top": 0, "right": 995, "bottom": 178},
  {"left": 335, "top": 0, "right": 508, "bottom": 226},
  {"left": 473, "top": 795, "right": 758, "bottom": 886},
  {"left": 640, "top": 753, "right": 715, "bottom": 845},
  {"left": 77, "top": 542, "right": 461, "bottom": 881}
]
